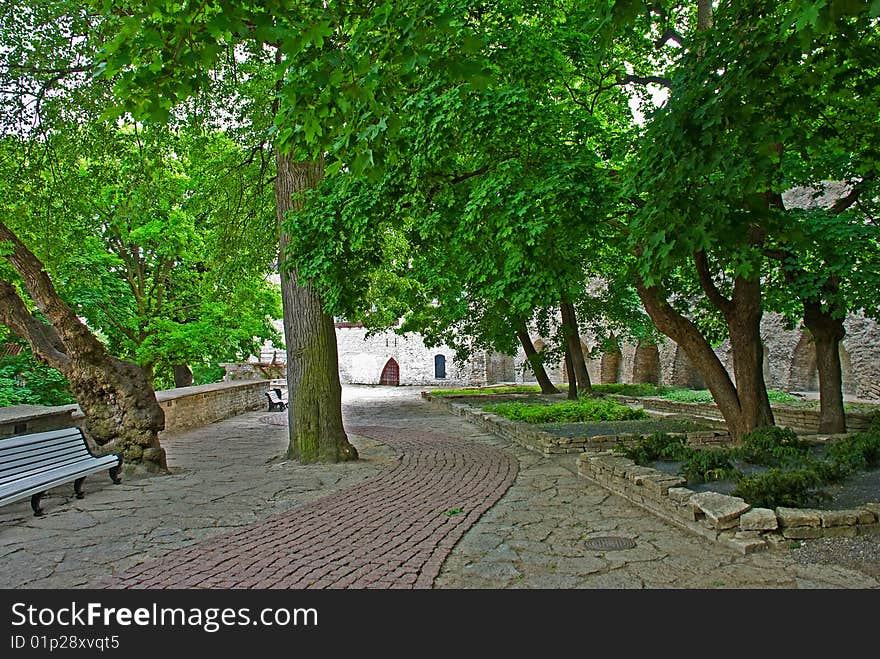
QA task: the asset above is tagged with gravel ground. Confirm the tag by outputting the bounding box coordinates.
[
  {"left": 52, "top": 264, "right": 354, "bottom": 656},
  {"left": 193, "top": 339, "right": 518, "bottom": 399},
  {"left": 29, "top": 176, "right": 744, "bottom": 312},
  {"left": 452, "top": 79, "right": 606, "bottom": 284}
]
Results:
[{"left": 791, "top": 534, "right": 880, "bottom": 578}]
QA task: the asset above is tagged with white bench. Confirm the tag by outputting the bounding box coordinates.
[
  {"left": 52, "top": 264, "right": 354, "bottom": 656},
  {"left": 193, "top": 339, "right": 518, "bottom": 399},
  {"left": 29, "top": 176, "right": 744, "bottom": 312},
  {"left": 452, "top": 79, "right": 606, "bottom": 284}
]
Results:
[
  {"left": 0, "top": 427, "right": 123, "bottom": 517},
  {"left": 266, "top": 389, "right": 287, "bottom": 411}
]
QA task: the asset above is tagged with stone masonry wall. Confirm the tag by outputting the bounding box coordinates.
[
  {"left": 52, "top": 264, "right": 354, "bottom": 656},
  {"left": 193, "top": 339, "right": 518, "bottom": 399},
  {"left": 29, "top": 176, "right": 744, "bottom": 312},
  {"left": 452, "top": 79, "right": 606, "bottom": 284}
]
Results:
[
  {"left": 0, "top": 381, "right": 269, "bottom": 441},
  {"left": 512, "top": 311, "right": 880, "bottom": 400},
  {"left": 155, "top": 380, "right": 269, "bottom": 436},
  {"left": 334, "top": 326, "right": 475, "bottom": 386}
]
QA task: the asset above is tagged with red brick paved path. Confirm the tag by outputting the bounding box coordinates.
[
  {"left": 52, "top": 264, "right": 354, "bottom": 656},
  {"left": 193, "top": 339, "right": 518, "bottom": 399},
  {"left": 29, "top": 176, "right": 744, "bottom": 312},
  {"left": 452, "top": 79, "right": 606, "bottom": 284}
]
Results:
[{"left": 100, "top": 425, "right": 517, "bottom": 589}]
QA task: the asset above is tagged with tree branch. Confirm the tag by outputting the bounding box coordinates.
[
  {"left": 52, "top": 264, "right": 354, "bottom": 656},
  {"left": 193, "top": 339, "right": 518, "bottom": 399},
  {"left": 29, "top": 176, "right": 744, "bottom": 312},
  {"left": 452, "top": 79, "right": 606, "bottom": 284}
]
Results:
[
  {"left": 617, "top": 73, "right": 672, "bottom": 89},
  {"left": 0, "top": 278, "right": 71, "bottom": 372},
  {"left": 693, "top": 250, "right": 733, "bottom": 314},
  {"left": 830, "top": 174, "right": 876, "bottom": 215}
]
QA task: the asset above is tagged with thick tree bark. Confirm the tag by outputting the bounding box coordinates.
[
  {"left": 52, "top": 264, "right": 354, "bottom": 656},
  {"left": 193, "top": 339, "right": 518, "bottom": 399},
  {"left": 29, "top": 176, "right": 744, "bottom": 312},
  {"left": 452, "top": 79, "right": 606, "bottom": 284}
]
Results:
[
  {"left": 0, "top": 223, "right": 166, "bottom": 472},
  {"left": 173, "top": 364, "right": 194, "bottom": 388},
  {"left": 803, "top": 299, "right": 847, "bottom": 434},
  {"left": 274, "top": 150, "right": 357, "bottom": 463},
  {"left": 636, "top": 272, "right": 774, "bottom": 441},
  {"left": 563, "top": 344, "right": 578, "bottom": 400},
  {"left": 559, "top": 299, "right": 592, "bottom": 395},
  {"left": 514, "top": 323, "right": 558, "bottom": 394}
]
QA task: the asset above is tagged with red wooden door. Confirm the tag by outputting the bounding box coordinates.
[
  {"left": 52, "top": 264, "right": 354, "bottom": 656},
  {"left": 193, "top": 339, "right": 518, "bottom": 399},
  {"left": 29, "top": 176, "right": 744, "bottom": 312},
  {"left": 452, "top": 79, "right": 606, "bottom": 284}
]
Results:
[{"left": 380, "top": 358, "right": 400, "bottom": 386}]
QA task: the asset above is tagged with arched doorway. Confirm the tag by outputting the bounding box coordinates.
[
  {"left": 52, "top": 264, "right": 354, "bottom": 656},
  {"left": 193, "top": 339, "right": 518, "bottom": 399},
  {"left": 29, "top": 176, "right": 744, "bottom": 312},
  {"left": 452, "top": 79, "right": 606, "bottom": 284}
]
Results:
[
  {"left": 633, "top": 341, "right": 660, "bottom": 384},
  {"left": 380, "top": 358, "right": 400, "bottom": 386},
  {"left": 434, "top": 354, "right": 446, "bottom": 379}
]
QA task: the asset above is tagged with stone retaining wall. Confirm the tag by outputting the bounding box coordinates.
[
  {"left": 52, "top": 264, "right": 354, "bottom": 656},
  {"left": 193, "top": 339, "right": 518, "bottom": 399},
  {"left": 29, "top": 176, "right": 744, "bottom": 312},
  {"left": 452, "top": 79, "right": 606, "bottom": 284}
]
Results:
[
  {"left": 155, "top": 380, "right": 269, "bottom": 436},
  {"left": 0, "top": 380, "right": 269, "bottom": 439},
  {"left": 423, "top": 391, "right": 880, "bottom": 555},
  {"left": 576, "top": 450, "right": 880, "bottom": 554},
  {"left": 607, "top": 395, "right": 874, "bottom": 433},
  {"left": 421, "top": 393, "right": 731, "bottom": 455}
]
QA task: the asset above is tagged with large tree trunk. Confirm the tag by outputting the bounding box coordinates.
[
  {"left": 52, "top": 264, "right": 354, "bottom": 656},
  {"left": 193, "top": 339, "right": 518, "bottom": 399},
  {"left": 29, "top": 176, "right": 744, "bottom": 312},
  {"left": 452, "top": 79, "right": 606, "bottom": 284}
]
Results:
[
  {"left": 173, "top": 364, "right": 193, "bottom": 388},
  {"left": 636, "top": 271, "right": 773, "bottom": 441},
  {"left": 725, "top": 276, "right": 775, "bottom": 433},
  {"left": 803, "top": 299, "right": 847, "bottom": 434},
  {"left": 514, "top": 323, "right": 558, "bottom": 394},
  {"left": 0, "top": 223, "right": 166, "bottom": 472},
  {"left": 559, "top": 299, "right": 592, "bottom": 395},
  {"left": 274, "top": 151, "right": 358, "bottom": 463}
]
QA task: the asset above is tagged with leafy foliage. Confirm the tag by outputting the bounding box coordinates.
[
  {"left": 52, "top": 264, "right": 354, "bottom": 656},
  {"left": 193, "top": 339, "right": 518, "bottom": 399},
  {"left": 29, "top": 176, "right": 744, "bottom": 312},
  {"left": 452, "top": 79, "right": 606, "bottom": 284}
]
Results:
[
  {"left": 614, "top": 432, "right": 690, "bottom": 464},
  {"left": 0, "top": 345, "right": 74, "bottom": 407},
  {"left": 484, "top": 399, "right": 647, "bottom": 424}
]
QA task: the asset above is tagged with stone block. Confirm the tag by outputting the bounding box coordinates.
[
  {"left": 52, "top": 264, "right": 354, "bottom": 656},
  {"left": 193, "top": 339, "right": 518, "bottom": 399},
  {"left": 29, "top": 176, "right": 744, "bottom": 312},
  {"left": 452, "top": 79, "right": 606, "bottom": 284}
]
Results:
[
  {"left": 643, "top": 476, "right": 686, "bottom": 497},
  {"left": 820, "top": 510, "right": 859, "bottom": 527},
  {"left": 776, "top": 507, "right": 821, "bottom": 528},
  {"left": 721, "top": 533, "right": 768, "bottom": 555},
  {"left": 862, "top": 503, "right": 880, "bottom": 516},
  {"left": 783, "top": 525, "right": 857, "bottom": 539},
  {"left": 739, "top": 508, "right": 779, "bottom": 531},
  {"left": 856, "top": 509, "right": 877, "bottom": 524},
  {"left": 689, "top": 492, "right": 751, "bottom": 530},
  {"left": 667, "top": 487, "right": 695, "bottom": 504}
]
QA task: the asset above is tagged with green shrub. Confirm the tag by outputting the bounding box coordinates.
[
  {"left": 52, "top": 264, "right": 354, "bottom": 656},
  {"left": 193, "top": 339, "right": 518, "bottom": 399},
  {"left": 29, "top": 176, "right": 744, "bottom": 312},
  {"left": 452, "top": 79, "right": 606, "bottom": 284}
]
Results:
[
  {"left": 737, "top": 426, "right": 812, "bottom": 466},
  {"left": 767, "top": 390, "right": 798, "bottom": 403},
  {"left": 591, "top": 383, "right": 670, "bottom": 398},
  {"left": 660, "top": 389, "right": 715, "bottom": 403},
  {"left": 733, "top": 468, "right": 828, "bottom": 508},
  {"left": 484, "top": 398, "right": 647, "bottom": 424},
  {"left": 659, "top": 388, "right": 796, "bottom": 404},
  {"left": 679, "top": 449, "right": 740, "bottom": 484},
  {"left": 614, "top": 432, "right": 690, "bottom": 464},
  {"left": 823, "top": 430, "right": 880, "bottom": 476}
]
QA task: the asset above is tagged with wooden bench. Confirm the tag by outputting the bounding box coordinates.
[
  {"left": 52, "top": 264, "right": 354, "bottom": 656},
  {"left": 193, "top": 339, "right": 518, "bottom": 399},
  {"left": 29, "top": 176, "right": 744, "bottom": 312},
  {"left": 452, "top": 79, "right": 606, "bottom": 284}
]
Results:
[
  {"left": 266, "top": 389, "right": 287, "bottom": 411},
  {"left": 0, "top": 427, "right": 123, "bottom": 517}
]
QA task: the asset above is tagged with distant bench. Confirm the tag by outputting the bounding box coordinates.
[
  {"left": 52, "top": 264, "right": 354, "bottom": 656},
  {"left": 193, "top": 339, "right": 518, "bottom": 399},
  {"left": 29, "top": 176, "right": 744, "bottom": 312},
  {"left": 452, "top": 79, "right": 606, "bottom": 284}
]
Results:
[
  {"left": 0, "top": 427, "right": 123, "bottom": 517},
  {"left": 266, "top": 388, "right": 287, "bottom": 412}
]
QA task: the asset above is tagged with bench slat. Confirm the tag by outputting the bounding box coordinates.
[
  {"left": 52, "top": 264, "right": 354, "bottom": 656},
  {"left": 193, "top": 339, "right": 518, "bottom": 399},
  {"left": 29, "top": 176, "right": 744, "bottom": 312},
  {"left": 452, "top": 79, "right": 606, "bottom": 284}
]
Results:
[
  {"left": 0, "top": 454, "right": 97, "bottom": 486},
  {"left": 0, "top": 436, "right": 87, "bottom": 458},
  {"left": 0, "top": 428, "right": 83, "bottom": 450},
  {"left": 0, "top": 452, "right": 93, "bottom": 482},
  {"left": 0, "top": 455, "right": 120, "bottom": 507},
  {"left": 0, "top": 438, "right": 90, "bottom": 462}
]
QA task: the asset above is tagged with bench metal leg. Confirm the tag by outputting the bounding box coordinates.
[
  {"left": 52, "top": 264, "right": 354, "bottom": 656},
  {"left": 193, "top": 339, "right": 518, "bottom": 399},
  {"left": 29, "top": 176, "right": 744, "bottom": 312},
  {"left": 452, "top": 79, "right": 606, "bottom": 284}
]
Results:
[
  {"left": 31, "top": 492, "right": 45, "bottom": 517},
  {"left": 109, "top": 465, "right": 122, "bottom": 484},
  {"left": 74, "top": 477, "right": 86, "bottom": 499}
]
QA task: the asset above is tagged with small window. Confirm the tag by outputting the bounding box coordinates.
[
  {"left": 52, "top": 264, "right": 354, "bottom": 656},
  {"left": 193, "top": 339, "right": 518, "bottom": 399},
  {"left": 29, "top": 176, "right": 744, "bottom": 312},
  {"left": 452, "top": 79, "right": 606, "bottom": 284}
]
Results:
[{"left": 434, "top": 354, "right": 446, "bottom": 379}]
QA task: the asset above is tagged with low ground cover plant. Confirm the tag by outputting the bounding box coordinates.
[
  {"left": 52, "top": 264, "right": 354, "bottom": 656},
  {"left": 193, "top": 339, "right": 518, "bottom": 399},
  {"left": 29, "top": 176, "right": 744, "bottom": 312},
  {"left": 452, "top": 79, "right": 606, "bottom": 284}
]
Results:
[
  {"left": 614, "top": 421, "right": 880, "bottom": 508},
  {"left": 483, "top": 398, "right": 647, "bottom": 423},
  {"left": 429, "top": 385, "right": 543, "bottom": 396}
]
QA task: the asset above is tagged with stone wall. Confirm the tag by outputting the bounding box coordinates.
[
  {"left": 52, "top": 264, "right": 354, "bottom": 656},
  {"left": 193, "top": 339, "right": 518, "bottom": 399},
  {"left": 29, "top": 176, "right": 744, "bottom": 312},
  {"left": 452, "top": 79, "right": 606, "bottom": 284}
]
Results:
[
  {"left": 512, "top": 311, "right": 880, "bottom": 400},
  {"left": 0, "top": 404, "right": 79, "bottom": 439},
  {"left": 577, "top": 450, "right": 880, "bottom": 554},
  {"left": 334, "top": 326, "right": 476, "bottom": 386},
  {"left": 0, "top": 380, "right": 268, "bottom": 440},
  {"left": 155, "top": 380, "right": 269, "bottom": 436}
]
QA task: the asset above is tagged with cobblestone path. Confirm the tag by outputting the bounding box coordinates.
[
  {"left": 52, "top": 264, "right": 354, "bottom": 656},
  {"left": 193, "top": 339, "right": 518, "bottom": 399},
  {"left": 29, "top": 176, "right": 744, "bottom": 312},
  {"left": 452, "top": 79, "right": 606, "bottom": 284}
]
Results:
[{"left": 101, "top": 425, "right": 517, "bottom": 589}]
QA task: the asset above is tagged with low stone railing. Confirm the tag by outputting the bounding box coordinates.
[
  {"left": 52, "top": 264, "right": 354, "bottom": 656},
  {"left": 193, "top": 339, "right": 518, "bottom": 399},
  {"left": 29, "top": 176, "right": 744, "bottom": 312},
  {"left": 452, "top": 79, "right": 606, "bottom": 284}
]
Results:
[
  {"left": 576, "top": 449, "right": 880, "bottom": 554},
  {"left": 0, "top": 380, "right": 269, "bottom": 439}
]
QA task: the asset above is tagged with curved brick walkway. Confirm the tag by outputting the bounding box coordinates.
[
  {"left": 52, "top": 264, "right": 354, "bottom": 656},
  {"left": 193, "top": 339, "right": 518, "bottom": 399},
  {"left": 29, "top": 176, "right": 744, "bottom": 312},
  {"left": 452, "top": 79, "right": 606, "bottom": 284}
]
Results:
[{"left": 100, "top": 424, "right": 517, "bottom": 589}]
